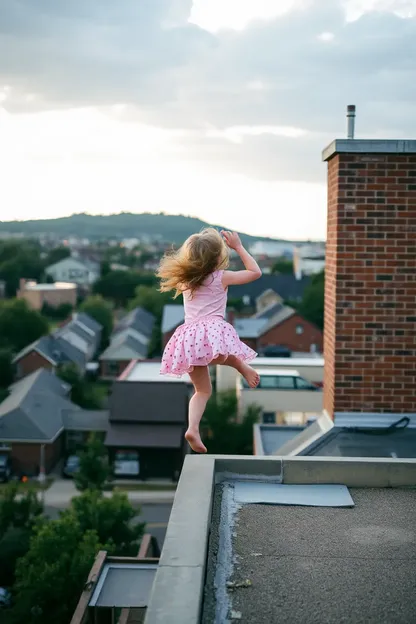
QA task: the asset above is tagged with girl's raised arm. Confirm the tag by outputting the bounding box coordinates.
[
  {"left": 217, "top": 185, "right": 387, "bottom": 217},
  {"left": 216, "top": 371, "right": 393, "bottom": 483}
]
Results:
[{"left": 221, "top": 230, "right": 262, "bottom": 286}]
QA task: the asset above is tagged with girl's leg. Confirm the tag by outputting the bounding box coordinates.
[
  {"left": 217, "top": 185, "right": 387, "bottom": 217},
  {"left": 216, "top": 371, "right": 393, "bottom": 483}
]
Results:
[
  {"left": 222, "top": 355, "right": 260, "bottom": 388},
  {"left": 186, "top": 366, "right": 212, "bottom": 453}
]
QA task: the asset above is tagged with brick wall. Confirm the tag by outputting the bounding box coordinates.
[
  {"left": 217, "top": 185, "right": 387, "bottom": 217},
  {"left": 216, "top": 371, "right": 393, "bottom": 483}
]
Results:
[
  {"left": 16, "top": 350, "right": 53, "bottom": 379},
  {"left": 11, "top": 434, "right": 64, "bottom": 476},
  {"left": 258, "top": 313, "right": 323, "bottom": 352},
  {"left": 324, "top": 149, "right": 416, "bottom": 416}
]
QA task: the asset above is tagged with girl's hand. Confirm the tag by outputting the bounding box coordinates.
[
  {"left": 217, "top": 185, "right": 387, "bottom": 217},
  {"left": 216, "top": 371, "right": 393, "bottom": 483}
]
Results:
[{"left": 221, "top": 230, "right": 242, "bottom": 251}]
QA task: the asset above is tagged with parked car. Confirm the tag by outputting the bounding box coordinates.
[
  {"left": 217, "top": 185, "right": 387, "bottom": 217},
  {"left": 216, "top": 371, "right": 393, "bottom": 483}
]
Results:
[
  {"left": 0, "top": 587, "right": 11, "bottom": 608},
  {"left": 242, "top": 369, "right": 322, "bottom": 391},
  {"left": 260, "top": 345, "right": 292, "bottom": 358},
  {"left": 62, "top": 455, "right": 81, "bottom": 478},
  {"left": 0, "top": 453, "right": 11, "bottom": 482}
]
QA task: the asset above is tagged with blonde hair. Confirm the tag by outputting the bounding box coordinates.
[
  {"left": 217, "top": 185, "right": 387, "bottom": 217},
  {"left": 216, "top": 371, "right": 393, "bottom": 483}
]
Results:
[{"left": 157, "top": 228, "right": 229, "bottom": 297}]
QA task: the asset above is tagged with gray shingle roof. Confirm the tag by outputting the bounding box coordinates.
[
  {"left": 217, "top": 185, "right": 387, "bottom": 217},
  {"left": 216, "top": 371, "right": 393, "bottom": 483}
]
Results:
[
  {"left": 234, "top": 318, "right": 267, "bottom": 338},
  {"left": 62, "top": 409, "right": 109, "bottom": 432},
  {"left": 75, "top": 312, "right": 103, "bottom": 334},
  {"left": 114, "top": 307, "right": 155, "bottom": 339},
  {"left": 161, "top": 305, "right": 185, "bottom": 333},
  {"left": 100, "top": 331, "right": 148, "bottom": 361},
  {"left": 228, "top": 275, "right": 311, "bottom": 303},
  {"left": 0, "top": 369, "right": 79, "bottom": 442}
]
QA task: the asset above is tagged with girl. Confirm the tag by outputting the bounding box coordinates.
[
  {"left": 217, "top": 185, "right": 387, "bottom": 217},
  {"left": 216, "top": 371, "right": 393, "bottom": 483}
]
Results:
[{"left": 158, "top": 228, "right": 262, "bottom": 453}]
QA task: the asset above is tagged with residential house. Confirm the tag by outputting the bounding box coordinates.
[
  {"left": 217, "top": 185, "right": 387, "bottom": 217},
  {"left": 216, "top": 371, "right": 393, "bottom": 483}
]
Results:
[
  {"left": 100, "top": 307, "right": 156, "bottom": 379},
  {"left": 105, "top": 377, "right": 189, "bottom": 480},
  {"left": 13, "top": 312, "right": 102, "bottom": 378},
  {"left": 17, "top": 278, "right": 77, "bottom": 310},
  {"left": 143, "top": 137, "right": 416, "bottom": 623},
  {"left": 227, "top": 273, "right": 311, "bottom": 306},
  {"left": 234, "top": 297, "right": 323, "bottom": 353},
  {"left": 0, "top": 369, "right": 76, "bottom": 476},
  {"left": 45, "top": 255, "right": 100, "bottom": 287}
]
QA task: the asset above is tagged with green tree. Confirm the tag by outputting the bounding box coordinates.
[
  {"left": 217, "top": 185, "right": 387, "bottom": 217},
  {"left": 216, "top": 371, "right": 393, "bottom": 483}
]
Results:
[
  {"left": 11, "top": 514, "right": 103, "bottom": 624},
  {"left": 202, "top": 392, "right": 261, "bottom": 455},
  {"left": 0, "top": 484, "right": 44, "bottom": 586},
  {"left": 0, "top": 348, "right": 15, "bottom": 388},
  {"left": 298, "top": 271, "right": 325, "bottom": 330},
  {"left": 0, "top": 299, "right": 49, "bottom": 352},
  {"left": 93, "top": 270, "right": 156, "bottom": 307},
  {"left": 57, "top": 364, "right": 104, "bottom": 409},
  {"left": 271, "top": 259, "right": 293, "bottom": 274},
  {"left": 80, "top": 295, "right": 113, "bottom": 349},
  {"left": 41, "top": 301, "right": 73, "bottom": 321},
  {"left": 74, "top": 433, "right": 111, "bottom": 492},
  {"left": 68, "top": 490, "right": 144, "bottom": 556},
  {"left": 0, "top": 240, "right": 44, "bottom": 297},
  {"left": 45, "top": 246, "right": 71, "bottom": 267}
]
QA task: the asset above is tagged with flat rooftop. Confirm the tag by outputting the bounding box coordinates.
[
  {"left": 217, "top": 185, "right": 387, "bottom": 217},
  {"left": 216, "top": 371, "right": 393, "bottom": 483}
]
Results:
[
  {"left": 24, "top": 281, "right": 76, "bottom": 290},
  {"left": 145, "top": 456, "right": 416, "bottom": 624},
  {"left": 122, "top": 360, "right": 191, "bottom": 384},
  {"left": 203, "top": 485, "right": 416, "bottom": 624}
]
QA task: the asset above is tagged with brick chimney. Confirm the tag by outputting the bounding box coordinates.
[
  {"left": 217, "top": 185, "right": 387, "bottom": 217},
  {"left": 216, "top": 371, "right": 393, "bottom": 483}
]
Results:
[{"left": 323, "top": 136, "right": 416, "bottom": 416}]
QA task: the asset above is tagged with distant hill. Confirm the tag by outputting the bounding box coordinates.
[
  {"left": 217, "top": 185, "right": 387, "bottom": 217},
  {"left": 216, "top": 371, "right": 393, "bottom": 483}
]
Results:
[{"left": 0, "top": 212, "right": 301, "bottom": 245}]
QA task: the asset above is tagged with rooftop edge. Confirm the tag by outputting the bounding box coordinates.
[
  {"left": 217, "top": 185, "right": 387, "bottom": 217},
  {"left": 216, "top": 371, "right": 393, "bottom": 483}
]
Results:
[
  {"left": 322, "top": 139, "right": 416, "bottom": 162},
  {"left": 144, "top": 455, "right": 416, "bottom": 624}
]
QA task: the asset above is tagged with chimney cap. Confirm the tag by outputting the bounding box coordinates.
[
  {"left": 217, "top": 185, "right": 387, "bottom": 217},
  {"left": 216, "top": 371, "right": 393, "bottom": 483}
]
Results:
[{"left": 347, "top": 104, "right": 356, "bottom": 112}]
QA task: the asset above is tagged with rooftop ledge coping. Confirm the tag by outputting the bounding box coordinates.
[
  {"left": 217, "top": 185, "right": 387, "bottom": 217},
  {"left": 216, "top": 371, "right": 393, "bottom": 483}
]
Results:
[
  {"left": 144, "top": 455, "right": 416, "bottom": 624},
  {"left": 322, "top": 139, "right": 416, "bottom": 162}
]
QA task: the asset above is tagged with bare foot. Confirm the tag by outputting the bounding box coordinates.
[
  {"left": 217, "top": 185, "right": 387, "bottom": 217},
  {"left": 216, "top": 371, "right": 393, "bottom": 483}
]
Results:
[
  {"left": 240, "top": 363, "right": 260, "bottom": 388},
  {"left": 185, "top": 429, "right": 207, "bottom": 453}
]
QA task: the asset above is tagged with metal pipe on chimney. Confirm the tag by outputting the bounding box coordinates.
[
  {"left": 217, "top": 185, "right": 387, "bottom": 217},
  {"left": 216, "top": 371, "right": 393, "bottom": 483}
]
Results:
[{"left": 347, "top": 105, "right": 356, "bottom": 139}]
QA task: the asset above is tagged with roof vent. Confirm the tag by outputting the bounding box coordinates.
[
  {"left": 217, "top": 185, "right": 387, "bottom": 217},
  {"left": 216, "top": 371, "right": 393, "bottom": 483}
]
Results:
[{"left": 347, "top": 104, "right": 356, "bottom": 139}]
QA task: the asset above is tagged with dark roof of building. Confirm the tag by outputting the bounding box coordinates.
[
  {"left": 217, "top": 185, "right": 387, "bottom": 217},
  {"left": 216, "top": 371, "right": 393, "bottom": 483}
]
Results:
[
  {"left": 105, "top": 423, "right": 184, "bottom": 448},
  {"left": 0, "top": 368, "right": 79, "bottom": 441},
  {"left": 228, "top": 274, "right": 311, "bottom": 303},
  {"left": 109, "top": 381, "right": 188, "bottom": 424},
  {"left": 114, "top": 307, "right": 155, "bottom": 339},
  {"left": 62, "top": 409, "right": 109, "bottom": 432}
]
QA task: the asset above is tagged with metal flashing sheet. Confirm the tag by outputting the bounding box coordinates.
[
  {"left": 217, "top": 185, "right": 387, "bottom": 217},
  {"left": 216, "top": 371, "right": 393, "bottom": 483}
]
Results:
[{"left": 233, "top": 482, "right": 354, "bottom": 507}]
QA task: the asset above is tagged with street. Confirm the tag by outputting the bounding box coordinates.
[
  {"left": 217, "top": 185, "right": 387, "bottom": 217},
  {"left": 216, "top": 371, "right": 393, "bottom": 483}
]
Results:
[{"left": 44, "top": 502, "right": 172, "bottom": 550}]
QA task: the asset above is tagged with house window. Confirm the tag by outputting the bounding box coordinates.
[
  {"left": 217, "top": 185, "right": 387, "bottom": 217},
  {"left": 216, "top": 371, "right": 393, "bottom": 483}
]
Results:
[
  {"left": 296, "top": 324, "right": 304, "bottom": 335},
  {"left": 263, "top": 412, "right": 275, "bottom": 424}
]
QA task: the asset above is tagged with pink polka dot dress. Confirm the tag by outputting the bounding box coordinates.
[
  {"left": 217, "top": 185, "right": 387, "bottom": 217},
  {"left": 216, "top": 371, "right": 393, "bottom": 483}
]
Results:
[{"left": 161, "top": 270, "right": 257, "bottom": 376}]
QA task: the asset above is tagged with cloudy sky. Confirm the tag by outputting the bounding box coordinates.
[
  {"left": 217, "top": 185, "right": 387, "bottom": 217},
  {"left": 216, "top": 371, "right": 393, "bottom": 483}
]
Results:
[{"left": 0, "top": 0, "right": 415, "bottom": 239}]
